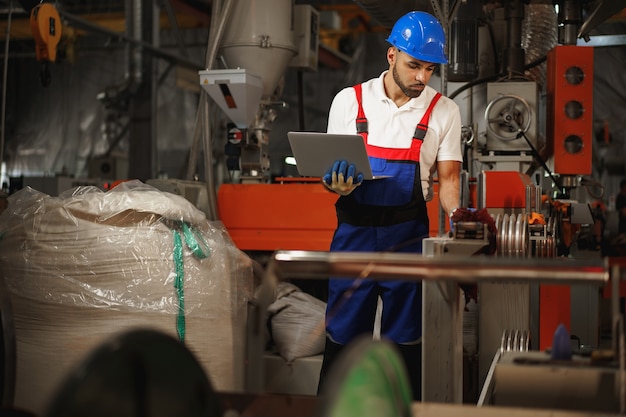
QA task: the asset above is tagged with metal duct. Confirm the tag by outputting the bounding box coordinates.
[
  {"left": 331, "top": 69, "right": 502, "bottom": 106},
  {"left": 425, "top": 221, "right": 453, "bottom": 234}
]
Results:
[
  {"left": 352, "top": 0, "right": 435, "bottom": 28},
  {"left": 522, "top": 4, "right": 558, "bottom": 89}
]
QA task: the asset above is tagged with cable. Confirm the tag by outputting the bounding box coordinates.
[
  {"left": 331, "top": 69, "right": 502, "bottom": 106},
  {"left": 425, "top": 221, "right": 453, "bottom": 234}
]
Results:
[
  {"left": 449, "top": 71, "right": 503, "bottom": 100},
  {"left": 448, "top": 55, "right": 548, "bottom": 100},
  {"left": 517, "top": 129, "right": 563, "bottom": 194}
]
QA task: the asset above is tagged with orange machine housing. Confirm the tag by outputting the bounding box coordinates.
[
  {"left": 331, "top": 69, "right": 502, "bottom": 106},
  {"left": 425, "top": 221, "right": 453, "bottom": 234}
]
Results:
[
  {"left": 546, "top": 45, "right": 594, "bottom": 176},
  {"left": 481, "top": 170, "right": 533, "bottom": 209},
  {"left": 544, "top": 45, "right": 593, "bottom": 348},
  {"left": 217, "top": 179, "right": 337, "bottom": 251},
  {"left": 217, "top": 178, "right": 453, "bottom": 252}
]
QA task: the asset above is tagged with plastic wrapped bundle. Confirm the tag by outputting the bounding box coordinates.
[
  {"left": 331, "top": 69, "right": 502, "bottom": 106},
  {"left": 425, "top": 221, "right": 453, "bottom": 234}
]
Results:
[
  {"left": 267, "top": 282, "right": 326, "bottom": 363},
  {"left": 0, "top": 180, "right": 253, "bottom": 415}
]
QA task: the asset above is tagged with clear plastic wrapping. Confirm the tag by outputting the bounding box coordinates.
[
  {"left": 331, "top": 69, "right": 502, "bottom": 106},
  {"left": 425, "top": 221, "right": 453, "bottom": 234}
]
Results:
[
  {"left": 0, "top": 180, "right": 254, "bottom": 413},
  {"left": 0, "top": 180, "right": 252, "bottom": 317}
]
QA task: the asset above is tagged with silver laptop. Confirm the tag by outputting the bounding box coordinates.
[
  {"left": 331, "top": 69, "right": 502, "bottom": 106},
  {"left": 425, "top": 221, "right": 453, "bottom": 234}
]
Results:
[{"left": 287, "top": 131, "right": 390, "bottom": 180}]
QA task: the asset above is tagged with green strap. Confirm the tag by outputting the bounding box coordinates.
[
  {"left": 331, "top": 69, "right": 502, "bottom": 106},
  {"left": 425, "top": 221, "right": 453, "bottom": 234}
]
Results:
[
  {"left": 182, "top": 222, "right": 210, "bottom": 259},
  {"left": 171, "top": 221, "right": 211, "bottom": 343},
  {"left": 173, "top": 229, "right": 186, "bottom": 343}
]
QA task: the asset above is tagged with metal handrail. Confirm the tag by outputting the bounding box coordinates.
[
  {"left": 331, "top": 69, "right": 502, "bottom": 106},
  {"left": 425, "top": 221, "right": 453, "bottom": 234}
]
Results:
[
  {"left": 265, "top": 250, "right": 609, "bottom": 285},
  {"left": 246, "top": 250, "right": 612, "bottom": 398}
]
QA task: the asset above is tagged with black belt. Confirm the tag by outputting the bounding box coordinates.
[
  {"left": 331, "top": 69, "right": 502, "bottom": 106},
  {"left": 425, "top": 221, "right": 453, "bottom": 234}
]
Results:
[{"left": 336, "top": 198, "right": 427, "bottom": 227}]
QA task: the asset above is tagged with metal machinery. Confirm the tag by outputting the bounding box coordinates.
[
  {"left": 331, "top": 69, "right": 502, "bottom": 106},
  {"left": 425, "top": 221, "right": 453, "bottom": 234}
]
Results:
[
  {"left": 191, "top": 0, "right": 626, "bottom": 414},
  {"left": 419, "top": 0, "right": 626, "bottom": 413},
  {"left": 197, "top": 0, "right": 339, "bottom": 252},
  {"left": 2, "top": 1, "right": 625, "bottom": 416},
  {"left": 252, "top": 250, "right": 619, "bottom": 415},
  {"left": 200, "top": 0, "right": 299, "bottom": 184},
  {"left": 199, "top": 0, "right": 609, "bottom": 253}
]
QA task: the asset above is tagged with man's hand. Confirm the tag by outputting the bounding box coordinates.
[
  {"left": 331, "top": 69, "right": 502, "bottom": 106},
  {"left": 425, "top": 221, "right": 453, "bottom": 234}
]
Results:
[
  {"left": 322, "top": 160, "right": 364, "bottom": 196},
  {"left": 449, "top": 207, "right": 477, "bottom": 233},
  {"left": 450, "top": 207, "right": 496, "bottom": 235}
]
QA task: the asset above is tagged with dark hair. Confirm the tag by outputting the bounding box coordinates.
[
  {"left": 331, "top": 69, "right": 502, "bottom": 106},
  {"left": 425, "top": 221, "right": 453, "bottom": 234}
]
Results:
[{"left": 621, "top": 178, "right": 626, "bottom": 188}]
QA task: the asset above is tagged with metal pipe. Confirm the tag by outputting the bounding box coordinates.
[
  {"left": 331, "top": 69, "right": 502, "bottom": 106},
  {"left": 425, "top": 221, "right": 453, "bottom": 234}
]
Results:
[
  {"left": 266, "top": 250, "right": 609, "bottom": 285},
  {"left": 125, "top": 0, "right": 143, "bottom": 89},
  {"left": 559, "top": 0, "right": 583, "bottom": 45},
  {"left": 205, "top": 0, "right": 235, "bottom": 70},
  {"left": 185, "top": 0, "right": 228, "bottom": 181},
  {"left": 58, "top": 10, "right": 202, "bottom": 70},
  {"left": 201, "top": 94, "right": 219, "bottom": 220},
  {"left": 613, "top": 263, "right": 621, "bottom": 354},
  {"left": 185, "top": 0, "right": 235, "bottom": 219},
  {"left": 435, "top": 0, "right": 449, "bottom": 237},
  {"left": 460, "top": 169, "right": 469, "bottom": 207},
  {"left": 535, "top": 184, "right": 543, "bottom": 213},
  {"left": 447, "top": 0, "right": 461, "bottom": 23},
  {"left": 159, "top": 0, "right": 188, "bottom": 58},
  {"left": 201, "top": 0, "right": 235, "bottom": 220},
  {"left": 504, "top": 0, "right": 525, "bottom": 74},
  {"left": 1, "top": 0, "right": 12, "bottom": 174}
]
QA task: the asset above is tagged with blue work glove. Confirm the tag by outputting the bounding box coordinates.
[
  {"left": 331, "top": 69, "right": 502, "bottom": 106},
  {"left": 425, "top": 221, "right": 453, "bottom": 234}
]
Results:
[
  {"left": 322, "top": 160, "right": 364, "bottom": 196},
  {"left": 449, "top": 207, "right": 477, "bottom": 233},
  {"left": 449, "top": 208, "right": 457, "bottom": 234}
]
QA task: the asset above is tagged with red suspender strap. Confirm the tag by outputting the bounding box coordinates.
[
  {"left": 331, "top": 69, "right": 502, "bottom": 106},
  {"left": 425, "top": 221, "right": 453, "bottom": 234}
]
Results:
[
  {"left": 353, "top": 84, "right": 368, "bottom": 134},
  {"left": 413, "top": 92, "right": 442, "bottom": 140}
]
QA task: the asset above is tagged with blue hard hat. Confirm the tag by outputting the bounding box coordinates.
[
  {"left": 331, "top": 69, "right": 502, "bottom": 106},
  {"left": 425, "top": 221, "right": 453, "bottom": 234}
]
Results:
[{"left": 386, "top": 11, "right": 448, "bottom": 64}]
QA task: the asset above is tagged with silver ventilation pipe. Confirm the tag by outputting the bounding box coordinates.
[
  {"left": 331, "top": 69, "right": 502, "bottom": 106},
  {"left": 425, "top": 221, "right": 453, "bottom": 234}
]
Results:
[
  {"left": 125, "top": 0, "right": 143, "bottom": 91},
  {"left": 522, "top": 3, "right": 558, "bottom": 89}
]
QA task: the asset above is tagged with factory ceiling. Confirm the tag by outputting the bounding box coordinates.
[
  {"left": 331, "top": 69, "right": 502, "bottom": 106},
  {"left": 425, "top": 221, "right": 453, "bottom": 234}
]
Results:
[
  {"left": 0, "top": 0, "right": 402, "bottom": 72},
  {"left": 0, "top": 0, "right": 624, "bottom": 68}
]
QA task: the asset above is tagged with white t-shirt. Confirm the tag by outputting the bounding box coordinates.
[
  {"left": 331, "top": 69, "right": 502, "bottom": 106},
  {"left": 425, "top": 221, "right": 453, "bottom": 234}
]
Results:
[{"left": 327, "top": 71, "right": 462, "bottom": 202}]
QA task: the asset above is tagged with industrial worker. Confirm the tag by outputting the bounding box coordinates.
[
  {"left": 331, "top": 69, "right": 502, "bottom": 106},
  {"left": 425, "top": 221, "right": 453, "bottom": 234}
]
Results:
[{"left": 318, "top": 11, "right": 462, "bottom": 401}]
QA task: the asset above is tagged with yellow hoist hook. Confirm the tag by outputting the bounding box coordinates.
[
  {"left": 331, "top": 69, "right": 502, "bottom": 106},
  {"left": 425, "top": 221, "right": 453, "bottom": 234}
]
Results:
[{"left": 30, "top": 2, "right": 62, "bottom": 86}]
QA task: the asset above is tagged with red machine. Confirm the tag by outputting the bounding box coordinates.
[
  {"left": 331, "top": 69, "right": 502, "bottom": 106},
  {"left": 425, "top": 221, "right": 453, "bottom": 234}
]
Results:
[
  {"left": 547, "top": 45, "right": 594, "bottom": 176},
  {"left": 218, "top": 179, "right": 337, "bottom": 251},
  {"left": 218, "top": 178, "right": 451, "bottom": 252}
]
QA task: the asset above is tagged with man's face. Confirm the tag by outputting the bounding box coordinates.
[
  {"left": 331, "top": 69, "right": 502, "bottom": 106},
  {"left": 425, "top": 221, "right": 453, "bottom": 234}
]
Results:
[{"left": 391, "top": 48, "right": 437, "bottom": 99}]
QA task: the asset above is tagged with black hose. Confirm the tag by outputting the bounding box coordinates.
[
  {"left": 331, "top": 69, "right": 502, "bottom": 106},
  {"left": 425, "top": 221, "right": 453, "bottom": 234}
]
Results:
[
  {"left": 518, "top": 129, "right": 563, "bottom": 194},
  {"left": 448, "top": 55, "right": 547, "bottom": 100}
]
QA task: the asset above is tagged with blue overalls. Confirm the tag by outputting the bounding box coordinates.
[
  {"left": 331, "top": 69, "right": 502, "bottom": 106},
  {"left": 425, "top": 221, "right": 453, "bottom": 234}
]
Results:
[{"left": 326, "top": 84, "right": 442, "bottom": 345}]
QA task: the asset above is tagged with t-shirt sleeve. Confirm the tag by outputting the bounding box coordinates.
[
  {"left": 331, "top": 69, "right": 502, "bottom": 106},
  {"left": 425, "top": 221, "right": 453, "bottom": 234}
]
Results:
[
  {"left": 436, "top": 99, "right": 463, "bottom": 162},
  {"left": 326, "top": 87, "right": 358, "bottom": 134}
]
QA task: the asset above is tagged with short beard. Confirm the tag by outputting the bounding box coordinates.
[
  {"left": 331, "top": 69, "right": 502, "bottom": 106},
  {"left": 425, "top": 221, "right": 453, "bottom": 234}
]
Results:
[{"left": 392, "top": 65, "right": 422, "bottom": 99}]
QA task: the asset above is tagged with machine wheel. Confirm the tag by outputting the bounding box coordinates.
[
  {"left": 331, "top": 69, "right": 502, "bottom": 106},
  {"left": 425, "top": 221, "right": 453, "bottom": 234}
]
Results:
[
  {"left": 314, "top": 336, "right": 413, "bottom": 417},
  {"left": 44, "top": 329, "right": 222, "bottom": 417},
  {"left": 485, "top": 94, "right": 532, "bottom": 142}
]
